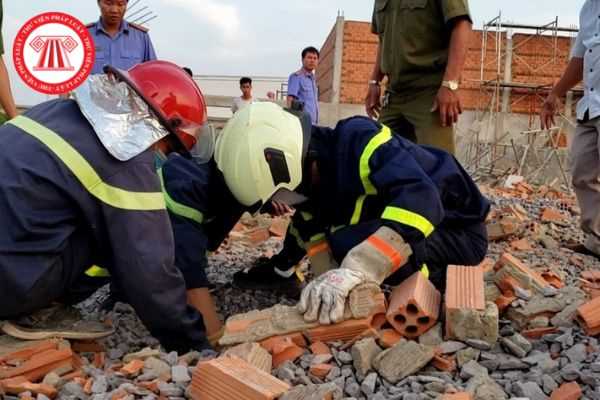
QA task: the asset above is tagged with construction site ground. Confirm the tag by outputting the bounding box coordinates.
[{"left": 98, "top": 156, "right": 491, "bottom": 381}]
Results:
[{"left": 2, "top": 179, "right": 600, "bottom": 400}]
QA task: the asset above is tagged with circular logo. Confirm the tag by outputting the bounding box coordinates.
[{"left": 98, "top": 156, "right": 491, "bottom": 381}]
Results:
[{"left": 13, "top": 12, "right": 95, "bottom": 95}]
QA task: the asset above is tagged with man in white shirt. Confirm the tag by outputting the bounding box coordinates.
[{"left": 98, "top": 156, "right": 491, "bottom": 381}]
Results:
[
  {"left": 232, "top": 77, "right": 255, "bottom": 114},
  {"left": 541, "top": 0, "right": 600, "bottom": 259}
]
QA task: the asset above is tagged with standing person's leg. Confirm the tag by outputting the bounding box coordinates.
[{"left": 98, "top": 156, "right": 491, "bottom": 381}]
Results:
[
  {"left": 379, "top": 94, "right": 418, "bottom": 143},
  {"left": 570, "top": 118, "right": 600, "bottom": 256}
]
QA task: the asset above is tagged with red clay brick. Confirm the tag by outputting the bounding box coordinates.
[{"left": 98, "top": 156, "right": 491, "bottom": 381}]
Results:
[
  {"left": 120, "top": 359, "right": 144, "bottom": 376},
  {"left": 551, "top": 382, "right": 582, "bottom": 400},
  {"left": 378, "top": 329, "right": 403, "bottom": 349},
  {"left": 271, "top": 339, "right": 304, "bottom": 369},
  {"left": 244, "top": 228, "right": 271, "bottom": 245},
  {"left": 0, "top": 376, "right": 57, "bottom": 398},
  {"left": 495, "top": 294, "right": 517, "bottom": 313},
  {"left": 306, "top": 317, "right": 373, "bottom": 343},
  {"left": 309, "top": 342, "right": 331, "bottom": 356},
  {"left": 309, "top": 363, "right": 333, "bottom": 379},
  {"left": 0, "top": 348, "right": 72, "bottom": 381},
  {"left": 431, "top": 354, "right": 457, "bottom": 372},
  {"left": 260, "top": 333, "right": 307, "bottom": 353},
  {"left": 582, "top": 270, "right": 600, "bottom": 284},
  {"left": 510, "top": 238, "right": 533, "bottom": 251},
  {"left": 442, "top": 393, "right": 473, "bottom": 400},
  {"left": 521, "top": 327, "right": 559, "bottom": 339},
  {"left": 93, "top": 352, "right": 105, "bottom": 369},
  {"left": 268, "top": 218, "right": 289, "bottom": 238},
  {"left": 540, "top": 207, "right": 565, "bottom": 222},
  {"left": 386, "top": 271, "right": 441, "bottom": 339},
  {"left": 541, "top": 270, "right": 565, "bottom": 288},
  {"left": 71, "top": 341, "right": 105, "bottom": 354},
  {"left": 577, "top": 297, "right": 600, "bottom": 336},
  {"left": 445, "top": 266, "right": 485, "bottom": 338},
  {"left": 0, "top": 340, "right": 59, "bottom": 365},
  {"left": 494, "top": 253, "right": 548, "bottom": 292},
  {"left": 189, "top": 356, "right": 290, "bottom": 400}
]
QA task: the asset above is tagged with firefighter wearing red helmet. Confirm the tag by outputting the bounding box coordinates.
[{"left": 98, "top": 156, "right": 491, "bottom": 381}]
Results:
[{"left": 0, "top": 61, "right": 212, "bottom": 352}]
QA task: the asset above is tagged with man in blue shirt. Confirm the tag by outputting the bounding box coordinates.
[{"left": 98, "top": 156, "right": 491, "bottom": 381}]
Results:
[
  {"left": 88, "top": 0, "right": 156, "bottom": 74},
  {"left": 287, "top": 47, "right": 320, "bottom": 124}
]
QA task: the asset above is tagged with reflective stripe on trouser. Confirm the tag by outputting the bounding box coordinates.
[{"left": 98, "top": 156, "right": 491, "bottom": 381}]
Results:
[
  {"left": 8, "top": 116, "right": 166, "bottom": 211},
  {"left": 157, "top": 168, "right": 204, "bottom": 224}
]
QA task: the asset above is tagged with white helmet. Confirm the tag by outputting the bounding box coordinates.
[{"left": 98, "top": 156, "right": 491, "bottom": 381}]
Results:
[{"left": 214, "top": 102, "right": 311, "bottom": 207}]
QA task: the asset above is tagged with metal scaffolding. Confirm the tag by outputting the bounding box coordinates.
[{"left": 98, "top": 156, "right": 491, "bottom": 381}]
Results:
[
  {"left": 126, "top": 0, "right": 158, "bottom": 26},
  {"left": 461, "top": 13, "right": 580, "bottom": 188}
]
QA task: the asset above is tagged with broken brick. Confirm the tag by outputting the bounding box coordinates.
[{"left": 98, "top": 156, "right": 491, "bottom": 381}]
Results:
[
  {"left": 93, "top": 352, "right": 105, "bottom": 369},
  {"left": 223, "top": 342, "right": 272, "bottom": 373},
  {"left": 495, "top": 294, "right": 517, "bottom": 313},
  {"left": 309, "top": 342, "right": 331, "bottom": 356},
  {"left": 371, "top": 314, "right": 389, "bottom": 330},
  {"left": 309, "top": 363, "right": 333, "bottom": 379},
  {"left": 119, "top": 359, "right": 144, "bottom": 376},
  {"left": 0, "top": 349, "right": 73, "bottom": 381},
  {"left": 378, "top": 329, "right": 403, "bottom": 349},
  {"left": 268, "top": 217, "right": 289, "bottom": 238},
  {"left": 550, "top": 382, "right": 582, "bottom": 400},
  {"left": 431, "top": 354, "right": 456, "bottom": 372},
  {"left": 271, "top": 339, "right": 304, "bottom": 369},
  {"left": 542, "top": 270, "right": 565, "bottom": 289},
  {"left": 445, "top": 266, "right": 487, "bottom": 341},
  {"left": 83, "top": 377, "right": 93, "bottom": 395},
  {"left": 510, "top": 238, "right": 533, "bottom": 251},
  {"left": 486, "top": 218, "right": 520, "bottom": 241},
  {"left": 521, "top": 327, "right": 559, "bottom": 339},
  {"left": 71, "top": 341, "right": 104, "bottom": 354},
  {"left": 582, "top": 270, "right": 600, "bottom": 284},
  {"left": 306, "top": 318, "right": 373, "bottom": 343},
  {"left": 243, "top": 227, "right": 271, "bottom": 245},
  {"left": 0, "top": 340, "right": 58, "bottom": 365},
  {"left": 260, "top": 334, "right": 307, "bottom": 353},
  {"left": 442, "top": 393, "right": 473, "bottom": 400},
  {"left": 577, "top": 297, "right": 600, "bottom": 336},
  {"left": 0, "top": 376, "right": 57, "bottom": 398},
  {"left": 494, "top": 253, "right": 548, "bottom": 294},
  {"left": 386, "top": 271, "right": 441, "bottom": 339},
  {"left": 189, "top": 356, "right": 290, "bottom": 400},
  {"left": 540, "top": 207, "right": 565, "bottom": 223}
]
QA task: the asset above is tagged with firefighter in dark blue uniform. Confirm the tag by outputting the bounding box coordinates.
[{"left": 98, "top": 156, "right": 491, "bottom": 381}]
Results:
[
  {"left": 216, "top": 102, "right": 490, "bottom": 325},
  {"left": 0, "top": 61, "right": 213, "bottom": 352}
]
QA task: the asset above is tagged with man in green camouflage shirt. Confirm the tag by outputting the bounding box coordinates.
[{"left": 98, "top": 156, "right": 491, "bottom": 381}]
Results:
[
  {"left": 0, "top": 0, "right": 17, "bottom": 120},
  {"left": 366, "top": 0, "right": 472, "bottom": 154}
]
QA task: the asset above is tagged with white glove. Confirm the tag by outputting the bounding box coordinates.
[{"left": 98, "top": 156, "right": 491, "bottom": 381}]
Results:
[
  {"left": 297, "top": 226, "right": 412, "bottom": 325},
  {"left": 297, "top": 268, "right": 366, "bottom": 325}
]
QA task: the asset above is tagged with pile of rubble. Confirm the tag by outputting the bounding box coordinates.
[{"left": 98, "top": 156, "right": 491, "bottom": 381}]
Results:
[{"left": 2, "top": 179, "right": 600, "bottom": 400}]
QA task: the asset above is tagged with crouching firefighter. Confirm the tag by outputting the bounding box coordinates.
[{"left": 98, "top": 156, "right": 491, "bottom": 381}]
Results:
[
  {"left": 215, "top": 102, "right": 490, "bottom": 325},
  {"left": 0, "top": 61, "right": 213, "bottom": 352}
]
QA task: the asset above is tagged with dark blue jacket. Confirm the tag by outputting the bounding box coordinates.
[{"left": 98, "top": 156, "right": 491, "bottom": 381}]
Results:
[
  {"left": 160, "top": 155, "right": 244, "bottom": 288},
  {"left": 0, "top": 99, "right": 209, "bottom": 352},
  {"left": 294, "top": 116, "right": 490, "bottom": 264}
]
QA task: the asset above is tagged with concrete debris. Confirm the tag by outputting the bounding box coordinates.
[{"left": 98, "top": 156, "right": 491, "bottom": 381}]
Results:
[
  {"left": 350, "top": 337, "right": 381, "bottom": 377},
  {"left": 445, "top": 302, "right": 499, "bottom": 346},
  {"left": 372, "top": 339, "right": 435, "bottom": 383}
]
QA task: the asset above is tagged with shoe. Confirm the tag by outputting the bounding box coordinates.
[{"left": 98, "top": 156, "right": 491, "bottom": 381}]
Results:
[
  {"left": 564, "top": 243, "right": 600, "bottom": 260},
  {"left": 2, "top": 304, "right": 114, "bottom": 340},
  {"left": 232, "top": 257, "right": 304, "bottom": 299}
]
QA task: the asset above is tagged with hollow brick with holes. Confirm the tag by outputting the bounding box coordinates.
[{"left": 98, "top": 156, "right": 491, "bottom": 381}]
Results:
[{"left": 386, "top": 271, "right": 441, "bottom": 339}]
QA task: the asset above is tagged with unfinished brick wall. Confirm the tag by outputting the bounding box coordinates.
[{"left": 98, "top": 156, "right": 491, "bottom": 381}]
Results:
[
  {"left": 316, "top": 23, "right": 337, "bottom": 103},
  {"left": 317, "top": 20, "right": 578, "bottom": 114}
]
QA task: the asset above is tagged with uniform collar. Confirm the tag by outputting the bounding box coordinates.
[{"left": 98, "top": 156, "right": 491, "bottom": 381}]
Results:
[
  {"left": 295, "top": 68, "right": 315, "bottom": 77},
  {"left": 95, "top": 18, "right": 130, "bottom": 36}
]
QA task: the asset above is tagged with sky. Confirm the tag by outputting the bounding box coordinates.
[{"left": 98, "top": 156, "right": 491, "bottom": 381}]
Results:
[{"left": 2, "top": 0, "right": 586, "bottom": 106}]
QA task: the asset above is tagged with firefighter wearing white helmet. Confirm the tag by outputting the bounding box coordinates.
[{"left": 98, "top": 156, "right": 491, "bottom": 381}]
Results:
[
  {"left": 214, "top": 102, "right": 311, "bottom": 209},
  {"left": 216, "top": 103, "right": 490, "bottom": 326}
]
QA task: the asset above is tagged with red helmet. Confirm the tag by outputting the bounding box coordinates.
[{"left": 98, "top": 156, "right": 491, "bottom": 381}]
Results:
[{"left": 105, "top": 61, "right": 208, "bottom": 153}]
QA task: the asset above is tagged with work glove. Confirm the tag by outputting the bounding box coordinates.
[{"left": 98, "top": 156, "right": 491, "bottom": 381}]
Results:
[{"left": 298, "top": 226, "right": 412, "bottom": 325}]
